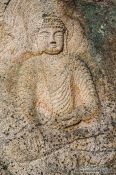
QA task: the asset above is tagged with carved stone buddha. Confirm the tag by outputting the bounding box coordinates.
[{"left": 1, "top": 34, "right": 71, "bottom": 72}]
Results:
[
  {"left": 16, "top": 14, "right": 99, "bottom": 129},
  {"left": 5, "top": 14, "right": 100, "bottom": 170}
]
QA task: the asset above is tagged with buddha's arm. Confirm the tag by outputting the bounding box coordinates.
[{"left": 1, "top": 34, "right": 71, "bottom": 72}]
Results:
[
  {"left": 56, "top": 58, "right": 100, "bottom": 129},
  {"left": 72, "top": 58, "right": 100, "bottom": 121},
  {"left": 16, "top": 60, "right": 37, "bottom": 124},
  {"left": 7, "top": 59, "right": 48, "bottom": 162}
]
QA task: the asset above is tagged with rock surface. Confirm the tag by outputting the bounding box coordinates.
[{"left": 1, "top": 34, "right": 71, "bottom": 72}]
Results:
[{"left": 0, "top": 0, "right": 115, "bottom": 174}]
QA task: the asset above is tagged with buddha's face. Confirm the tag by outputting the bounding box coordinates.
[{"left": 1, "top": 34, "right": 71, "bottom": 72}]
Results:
[{"left": 37, "top": 28, "right": 64, "bottom": 55}]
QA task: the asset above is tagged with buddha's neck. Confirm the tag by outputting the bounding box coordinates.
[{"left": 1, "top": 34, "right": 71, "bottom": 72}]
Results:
[{"left": 40, "top": 53, "right": 68, "bottom": 66}]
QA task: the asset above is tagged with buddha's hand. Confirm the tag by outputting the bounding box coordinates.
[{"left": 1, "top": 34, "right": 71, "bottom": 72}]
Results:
[{"left": 55, "top": 108, "right": 83, "bottom": 129}]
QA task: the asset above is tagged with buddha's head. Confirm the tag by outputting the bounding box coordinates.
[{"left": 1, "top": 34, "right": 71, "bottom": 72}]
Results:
[{"left": 37, "top": 14, "right": 66, "bottom": 55}]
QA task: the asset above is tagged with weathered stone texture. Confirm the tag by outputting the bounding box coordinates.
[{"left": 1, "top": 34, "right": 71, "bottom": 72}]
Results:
[{"left": 0, "top": 0, "right": 115, "bottom": 174}]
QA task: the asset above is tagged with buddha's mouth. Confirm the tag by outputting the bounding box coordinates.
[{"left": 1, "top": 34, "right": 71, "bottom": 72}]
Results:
[{"left": 49, "top": 45, "right": 57, "bottom": 48}]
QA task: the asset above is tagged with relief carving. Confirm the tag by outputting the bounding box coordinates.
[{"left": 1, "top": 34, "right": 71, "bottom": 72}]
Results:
[
  {"left": 0, "top": 1, "right": 114, "bottom": 174},
  {"left": 3, "top": 14, "right": 101, "bottom": 167},
  {"left": 16, "top": 14, "right": 99, "bottom": 129}
]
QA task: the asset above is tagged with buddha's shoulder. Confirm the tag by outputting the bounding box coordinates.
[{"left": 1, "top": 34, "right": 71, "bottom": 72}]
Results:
[{"left": 19, "top": 56, "right": 43, "bottom": 72}]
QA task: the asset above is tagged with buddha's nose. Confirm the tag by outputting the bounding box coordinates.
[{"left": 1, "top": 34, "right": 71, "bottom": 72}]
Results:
[{"left": 49, "top": 35, "right": 56, "bottom": 44}]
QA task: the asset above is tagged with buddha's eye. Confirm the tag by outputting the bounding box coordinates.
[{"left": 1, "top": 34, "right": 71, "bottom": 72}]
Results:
[
  {"left": 39, "top": 31, "right": 49, "bottom": 38},
  {"left": 55, "top": 31, "right": 63, "bottom": 37}
]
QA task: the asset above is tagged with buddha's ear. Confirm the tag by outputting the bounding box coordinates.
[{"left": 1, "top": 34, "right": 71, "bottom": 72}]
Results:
[{"left": 63, "top": 30, "right": 68, "bottom": 54}]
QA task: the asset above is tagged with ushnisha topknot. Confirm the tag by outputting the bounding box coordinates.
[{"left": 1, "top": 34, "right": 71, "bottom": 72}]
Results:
[{"left": 40, "top": 13, "right": 66, "bottom": 32}]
